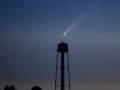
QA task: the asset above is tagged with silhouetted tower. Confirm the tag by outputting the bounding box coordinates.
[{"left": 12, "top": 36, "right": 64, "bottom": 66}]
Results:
[{"left": 55, "top": 41, "right": 71, "bottom": 90}]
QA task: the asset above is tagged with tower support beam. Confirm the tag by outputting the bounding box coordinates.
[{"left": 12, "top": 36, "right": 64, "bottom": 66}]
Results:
[{"left": 61, "top": 53, "right": 64, "bottom": 90}]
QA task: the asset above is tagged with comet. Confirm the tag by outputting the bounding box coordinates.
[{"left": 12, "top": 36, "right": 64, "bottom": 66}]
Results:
[
  {"left": 63, "top": 30, "right": 68, "bottom": 36},
  {"left": 63, "top": 14, "right": 84, "bottom": 37},
  {"left": 62, "top": 1, "right": 96, "bottom": 37}
]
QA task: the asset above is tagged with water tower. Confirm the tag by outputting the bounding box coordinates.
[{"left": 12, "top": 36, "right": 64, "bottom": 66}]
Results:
[{"left": 55, "top": 41, "right": 71, "bottom": 90}]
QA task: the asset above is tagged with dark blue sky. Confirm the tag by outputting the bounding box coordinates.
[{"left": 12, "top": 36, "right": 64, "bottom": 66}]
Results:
[{"left": 0, "top": 0, "right": 120, "bottom": 90}]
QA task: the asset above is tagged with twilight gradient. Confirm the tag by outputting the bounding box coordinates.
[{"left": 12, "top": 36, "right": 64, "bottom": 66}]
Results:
[{"left": 0, "top": 0, "right": 120, "bottom": 90}]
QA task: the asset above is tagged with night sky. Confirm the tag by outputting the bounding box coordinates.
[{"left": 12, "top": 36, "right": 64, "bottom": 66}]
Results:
[{"left": 0, "top": 0, "right": 120, "bottom": 90}]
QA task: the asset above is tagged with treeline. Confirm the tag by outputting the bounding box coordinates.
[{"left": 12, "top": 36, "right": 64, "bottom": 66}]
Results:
[{"left": 4, "top": 85, "right": 42, "bottom": 90}]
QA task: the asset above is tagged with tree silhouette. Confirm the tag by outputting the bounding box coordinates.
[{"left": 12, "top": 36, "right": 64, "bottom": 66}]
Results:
[
  {"left": 4, "top": 85, "right": 16, "bottom": 90},
  {"left": 31, "top": 86, "right": 42, "bottom": 90}
]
